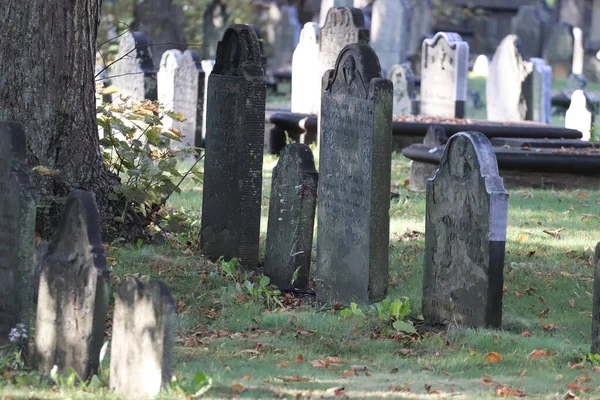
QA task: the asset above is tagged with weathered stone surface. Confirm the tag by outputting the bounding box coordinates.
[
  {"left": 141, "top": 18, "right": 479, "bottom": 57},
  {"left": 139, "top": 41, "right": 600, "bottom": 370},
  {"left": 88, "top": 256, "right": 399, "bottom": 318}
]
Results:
[
  {"left": 573, "top": 27, "right": 584, "bottom": 75},
  {"left": 110, "top": 277, "right": 175, "bottom": 400},
  {"left": 292, "top": 23, "right": 321, "bottom": 115},
  {"left": 34, "top": 190, "right": 109, "bottom": 379},
  {"left": 267, "top": 4, "right": 302, "bottom": 72},
  {"left": 544, "top": 23, "right": 575, "bottom": 80},
  {"left": 510, "top": 6, "right": 544, "bottom": 58},
  {"left": 319, "top": 0, "right": 354, "bottom": 27},
  {"left": 388, "top": 64, "right": 417, "bottom": 116},
  {"left": 407, "top": 0, "right": 432, "bottom": 57},
  {"left": 111, "top": 31, "right": 157, "bottom": 101},
  {"left": 200, "top": 25, "right": 266, "bottom": 268},
  {"left": 566, "top": 90, "right": 594, "bottom": 140},
  {"left": 316, "top": 43, "right": 392, "bottom": 304},
  {"left": 198, "top": 60, "right": 215, "bottom": 147},
  {"left": 264, "top": 144, "right": 318, "bottom": 291},
  {"left": 0, "top": 122, "right": 36, "bottom": 350},
  {"left": 487, "top": 35, "right": 532, "bottom": 122},
  {"left": 593, "top": 242, "right": 600, "bottom": 353},
  {"left": 524, "top": 57, "right": 552, "bottom": 124},
  {"left": 423, "top": 132, "right": 508, "bottom": 328},
  {"left": 370, "top": 0, "right": 411, "bottom": 74},
  {"left": 203, "top": 1, "right": 229, "bottom": 60},
  {"left": 420, "top": 32, "right": 469, "bottom": 118}
]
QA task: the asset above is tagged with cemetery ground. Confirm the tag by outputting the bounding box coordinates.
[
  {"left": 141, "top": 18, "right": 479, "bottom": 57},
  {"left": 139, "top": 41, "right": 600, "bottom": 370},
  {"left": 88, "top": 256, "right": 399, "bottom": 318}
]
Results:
[{"left": 2, "top": 154, "right": 600, "bottom": 399}]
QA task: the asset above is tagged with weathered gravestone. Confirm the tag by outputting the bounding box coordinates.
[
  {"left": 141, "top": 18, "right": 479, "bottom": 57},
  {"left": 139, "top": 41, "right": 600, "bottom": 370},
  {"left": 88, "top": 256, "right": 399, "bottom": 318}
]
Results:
[
  {"left": 567, "top": 73, "right": 588, "bottom": 95},
  {"left": 420, "top": 32, "right": 469, "bottom": 119},
  {"left": 388, "top": 64, "right": 417, "bottom": 115},
  {"left": 370, "top": 0, "right": 412, "bottom": 74},
  {"left": 200, "top": 25, "right": 266, "bottom": 268},
  {"left": 34, "top": 190, "right": 109, "bottom": 379},
  {"left": 111, "top": 31, "right": 157, "bottom": 101},
  {"left": 316, "top": 43, "right": 393, "bottom": 304},
  {"left": 319, "top": 7, "right": 369, "bottom": 85},
  {"left": 0, "top": 122, "right": 36, "bottom": 351},
  {"left": 132, "top": 0, "right": 186, "bottom": 68},
  {"left": 592, "top": 242, "right": 600, "bottom": 353},
  {"left": 110, "top": 277, "right": 175, "bottom": 400},
  {"left": 197, "top": 60, "right": 215, "bottom": 148},
  {"left": 319, "top": 0, "right": 354, "bottom": 27},
  {"left": 423, "top": 131, "right": 508, "bottom": 328},
  {"left": 407, "top": 0, "right": 433, "bottom": 58},
  {"left": 544, "top": 23, "right": 575, "bottom": 81},
  {"left": 292, "top": 23, "right": 321, "bottom": 115},
  {"left": 264, "top": 144, "right": 318, "bottom": 291},
  {"left": 487, "top": 35, "right": 532, "bottom": 122},
  {"left": 566, "top": 90, "right": 594, "bottom": 140},
  {"left": 203, "top": 0, "right": 229, "bottom": 60},
  {"left": 524, "top": 58, "right": 552, "bottom": 124},
  {"left": 510, "top": 6, "right": 545, "bottom": 59},
  {"left": 267, "top": 4, "right": 302, "bottom": 72}
]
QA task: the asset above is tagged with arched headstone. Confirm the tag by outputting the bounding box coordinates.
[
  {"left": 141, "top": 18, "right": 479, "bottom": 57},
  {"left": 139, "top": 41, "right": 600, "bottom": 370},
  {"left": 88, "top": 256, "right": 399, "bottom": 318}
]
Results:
[
  {"left": 111, "top": 31, "right": 157, "bottom": 101},
  {"left": 292, "top": 23, "right": 321, "bottom": 115},
  {"left": 388, "top": 64, "right": 417, "bottom": 116}
]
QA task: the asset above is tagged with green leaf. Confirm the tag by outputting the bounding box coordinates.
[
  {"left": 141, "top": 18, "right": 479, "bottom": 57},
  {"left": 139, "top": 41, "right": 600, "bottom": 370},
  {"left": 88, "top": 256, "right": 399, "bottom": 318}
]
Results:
[
  {"left": 191, "top": 371, "right": 212, "bottom": 396},
  {"left": 392, "top": 320, "right": 416, "bottom": 334},
  {"left": 166, "top": 110, "right": 186, "bottom": 122},
  {"left": 259, "top": 276, "right": 270, "bottom": 288}
]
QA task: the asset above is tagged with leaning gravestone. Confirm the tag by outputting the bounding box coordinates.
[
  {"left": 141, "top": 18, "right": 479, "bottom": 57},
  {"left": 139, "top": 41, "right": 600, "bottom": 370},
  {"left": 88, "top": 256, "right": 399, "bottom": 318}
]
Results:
[
  {"left": 370, "top": 0, "right": 412, "bottom": 74},
  {"left": 264, "top": 144, "right": 318, "bottom": 291},
  {"left": 291, "top": 23, "right": 321, "bottom": 115},
  {"left": 543, "top": 23, "right": 575, "bottom": 81},
  {"left": 423, "top": 131, "right": 509, "bottom": 328},
  {"left": 420, "top": 32, "right": 469, "bottom": 119},
  {"left": 388, "top": 64, "right": 417, "bottom": 115},
  {"left": 267, "top": 4, "right": 302, "bottom": 72},
  {"left": 0, "top": 122, "right": 36, "bottom": 351},
  {"left": 34, "top": 190, "right": 109, "bottom": 379},
  {"left": 319, "top": 0, "right": 354, "bottom": 27},
  {"left": 200, "top": 25, "right": 266, "bottom": 268},
  {"left": 510, "top": 6, "right": 544, "bottom": 59},
  {"left": 203, "top": 0, "right": 229, "bottom": 60},
  {"left": 593, "top": 242, "right": 600, "bottom": 353},
  {"left": 111, "top": 31, "right": 157, "bottom": 101},
  {"left": 316, "top": 43, "right": 393, "bottom": 304},
  {"left": 197, "top": 60, "right": 215, "bottom": 147},
  {"left": 110, "top": 277, "right": 175, "bottom": 400},
  {"left": 566, "top": 90, "right": 594, "bottom": 140},
  {"left": 487, "top": 35, "right": 532, "bottom": 122},
  {"left": 524, "top": 58, "right": 552, "bottom": 124}
]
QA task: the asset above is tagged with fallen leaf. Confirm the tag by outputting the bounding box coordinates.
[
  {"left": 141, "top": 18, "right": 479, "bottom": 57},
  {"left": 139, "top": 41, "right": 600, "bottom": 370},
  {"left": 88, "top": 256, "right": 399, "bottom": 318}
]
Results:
[
  {"left": 521, "top": 330, "right": 533, "bottom": 337},
  {"left": 517, "top": 369, "right": 527, "bottom": 377},
  {"left": 424, "top": 384, "right": 439, "bottom": 394},
  {"left": 541, "top": 322, "right": 558, "bottom": 331},
  {"left": 241, "top": 374, "right": 252, "bottom": 380},
  {"left": 230, "top": 384, "right": 246, "bottom": 393},
  {"left": 238, "top": 349, "right": 260, "bottom": 356},
  {"left": 517, "top": 234, "right": 528, "bottom": 242},
  {"left": 342, "top": 369, "right": 357, "bottom": 377},
  {"left": 485, "top": 352, "right": 503, "bottom": 363},
  {"left": 566, "top": 383, "right": 589, "bottom": 391},
  {"left": 295, "top": 354, "right": 304, "bottom": 363},
  {"left": 481, "top": 376, "right": 494, "bottom": 386},
  {"left": 388, "top": 385, "right": 411, "bottom": 392},
  {"left": 593, "top": 366, "right": 600, "bottom": 373},
  {"left": 578, "top": 192, "right": 589, "bottom": 197},
  {"left": 538, "top": 308, "right": 550, "bottom": 318},
  {"left": 569, "top": 299, "right": 575, "bottom": 308},
  {"left": 182, "top": 247, "right": 194, "bottom": 256},
  {"left": 495, "top": 384, "right": 526, "bottom": 397},
  {"left": 276, "top": 361, "right": 290, "bottom": 368},
  {"left": 528, "top": 349, "right": 555, "bottom": 359},
  {"left": 310, "top": 359, "right": 329, "bottom": 368},
  {"left": 562, "top": 390, "right": 579, "bottom": 399},
  {"left": 326, "top": 386, "right": 345, "bottom": 394},
  {"left": 442, "top": 370, "right": 453, "bottom": 376},
  {"left": 575, "top": 376, "right": 591, "bottom": 383},
  {"left": 275, "top": 376, "right": 310, "bottom": 382},
  {"left": 568, "top": 362, "right": 585, "bottom": 370},
  {"left": 543, "top": 228, "right": 564, "bottom": 239},
  {"left": 350, "top": 365, "right": 368, "bottom": 371},
  {"left": 539, "top": 296, "right": 546, "bottom": 304},
  {"left": 326, "top": 356, "right": 344, "bottom": 365}
]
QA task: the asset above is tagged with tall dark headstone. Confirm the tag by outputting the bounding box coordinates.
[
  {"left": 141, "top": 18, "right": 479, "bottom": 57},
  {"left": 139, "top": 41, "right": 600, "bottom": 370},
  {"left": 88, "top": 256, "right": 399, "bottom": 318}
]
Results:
[
  {"left": 544, "top": 23, "right": 575, "bottom": 80},
  {"left": 34, "top": 191, "right": 110, "bottom": 379},
  {"left": 200, "top": 25, "right": 266, "bottom": 268},
  {"left": 203, "top": 0, "right": 229, "bottom": 60},
  {"left": 510, "top": 6, "right": 545, "bottom": 59},
  {"left": 423, "top": 132, "right": 508, "bottom": 328},
  {"left": 110, "top": 277, "right": 175, "bottom": 400},
  {"left": 111, "top": 31, "right": 157, "bottom": 101},
  {"left": 316, "top": 43, "right": 393, "bottom": 304},
  {"left": 0, "top": 122, "right": 36, "bottom": 351},
  {"left": 264, "top": 144, "right": 318, "bottom": 291}
]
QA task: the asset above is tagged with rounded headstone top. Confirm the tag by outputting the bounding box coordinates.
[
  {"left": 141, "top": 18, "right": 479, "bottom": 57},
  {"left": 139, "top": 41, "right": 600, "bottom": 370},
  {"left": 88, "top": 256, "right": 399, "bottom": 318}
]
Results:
[
  {"left": 159, "top": 49, "right": 182, "bottom": 72},
  {"left": 213, "top": 24, "right": 264, "bottom": 77},
  {"left": 182, "top": 49, "right": 203, "bottom": 71},
  {"left": 120, "top": 31, "right": 155, "bottom": 70},
  {"left": 279, "top": 143, "right": 317, "bottom": 173},
  {"left": 437, "top": 131, "right": 500, "bottom": 181},
  {"left": 300, "top": 22, "right": 320, "bottom": 43},
  {"left": 323, "top": 7, "right": 366, "bottom": 30},
  {"left": 423, "top": 32, "right": 466, "bottom": 49},
  {"left": 570, "top": 90, "right": 587, "bottom": 107}
]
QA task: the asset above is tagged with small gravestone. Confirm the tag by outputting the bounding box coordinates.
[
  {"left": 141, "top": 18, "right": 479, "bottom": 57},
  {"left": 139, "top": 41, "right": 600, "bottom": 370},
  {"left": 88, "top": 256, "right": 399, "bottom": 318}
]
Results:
[
  {"left": 111, "top": 31, "right": 157, "bottom": 101},
  {"left": 510, "top": 6, "right": 544, "bottom": 58},
  {"left": 264, "top": 144, "right": 318, "bottom": 291},
  {"left": 544, "top": 23, "right": 575, "bottom": 81},
  {"left": 186, "top": 51, "right": 206, "bottom": 150},
  {"left": 110, "top": 277, "right": 175, "bottom": 400},
  {"left": 423, "top": 131, "right": 508, "bottom": 328},
  {"left": 198, "top": 60, "right": 215, "bottom": 147},
  {"left": 370, "top": 0, "right": 411, "bottom": 74},
  {"left": 423, "top": 124, "right": 447, "bottom": 145},
  {"left": 203, "top": 0, "right": 229, "bottom": 60},
  {"left": 566, "top": 90, "right": 594, "bottom": 140},
  {"left": 0, "top": 122, "right": 36, "bottom": 351},
  {"left": 524, "top": 58, "right": 552, "bottom": 124},
  {"left": 472, "top": 55, "right": 489, "bottom": 77},
  {"left": 200, "top": 25, "right": 266, "bottom": 268},
  {"left": 388, "top": 64, "right": 417, "bottom": 115},
  {"left": 573, "top": 27, "right": 584, "bottom": 75},
  {"left": 487, "top": 35, "right": 532, "bottom": 122},
  {"left": 319, "top": 0, "right": 354, "bottom": 27},
  {"left": 316, "top": 43, "right": 393, "bottom": 304},
  {"left": 267, "top": 4, "right": 302, "bottom": 72},
  {"left": 407, "top": 0, "right": 432, "bottom": 57},
  {"left": 420, "top": 32, "right": 469, "bottom": 119},
  {"left": 319, "top": 7, "right": 370, "bottom": 83},
  {"left": 291, "top": 23, "right": 321, "bottom": 115},
  {"left": 34, "top": 190, "right": 110, "bottom": 379},
  {"left": 592, "top": 242, "right": 600, "bottom": 353}
]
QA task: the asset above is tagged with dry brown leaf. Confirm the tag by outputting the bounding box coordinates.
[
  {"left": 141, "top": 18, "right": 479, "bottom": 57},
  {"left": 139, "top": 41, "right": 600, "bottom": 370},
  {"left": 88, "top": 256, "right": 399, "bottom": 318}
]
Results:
[
  {"left": 238, "top": 349, "right": 260, "bottom": 356},
  {"left": 485, "top": 352, "right": 503, "bottom": 363},
  {"left": 562, "top": 390, "right": 580, "bottom": 399},
  {"left": 517, "top": 369, "right": 527, "bottom": 377},
  {"left": 568, "top": 362, "right": 585, "bottom": 370},
  {"left": 295, "top": 354, "right": 304, "bottom": 363},
  {"left": 566, "top": 383, "right": 589, "bottom": 391},
  {"left": 310, "top": 359, "right": 329, "bottom": 368},
  {"left": 241, "top": 374, "right": 252, "bottom": 380},
  {"left": 543, "top": 228, "right": 564, "bottom": 239},
  {"left": 575, "top": 376, "right": 591, "bottom": 383},
  {"left": 481, "top": 376, "right": 494, "bottom": 386},
  {"left": 538, "top": 308, "right": 550, "bottom": 318},
  {"left": 541, "top": 322, "right": 558, "bottom": 331},
  {"left": 230, "top": 384, "right": 246, "bottom": 393},
  {"left": 527, "top": 349, "right": 555, "bottom": 359},
  {"left": 517, "top": 234, "right": 528, "bottom": 242},
  {"left": 569, "top": 299, "right": 575, "bottom": 308},
  {"left": 342, "top": 369, "right": 357, "bottom": 377},
  {"left": 495, "top": 384, "right": 526, "bottom": 397},
  {"left": 593, "top": 366, "right": 600, "bottom": 373},
  {"left": 521, "top": 330, "right": 533, "bottom": 337},
  {"left": 326, "top": 356, "right": 344, "bottom": 365},
  {"left": 275, "top": 376, "right": 310, "bottom": 382},
  {"left": 424, "top": 384, "right": 439, "bottom": 394},
  {"left": 182, "top": 248, "right": 194, "bottom": 256},
  {"left": 326, "top": 386, "right": 345, "bottom": 394},
  {"left": 276, "top": 361, "right": 290, "bottom": 368},
  {"left": 442, "top": 370, "right": 453, "bottom": 376},
  {"left": 388, "top": 385, "right": 411, "bottom": 392},
  {"left": 578, "top": 192, "right": 589, "bottom": 197}
]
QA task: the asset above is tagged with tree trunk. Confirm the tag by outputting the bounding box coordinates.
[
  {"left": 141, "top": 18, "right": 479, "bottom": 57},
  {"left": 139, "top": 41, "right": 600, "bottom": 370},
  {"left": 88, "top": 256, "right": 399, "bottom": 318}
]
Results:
[{"left": 0, "top": 0, "right": 123, "bottom": 240}]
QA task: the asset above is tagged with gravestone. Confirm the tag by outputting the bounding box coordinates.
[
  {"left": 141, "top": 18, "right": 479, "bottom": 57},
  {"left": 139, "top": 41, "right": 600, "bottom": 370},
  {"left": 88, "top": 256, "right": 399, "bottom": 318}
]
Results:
[
  {"left": 319, "top": 0, "right": 354, "bottom": 27},
  {"left": 524, "top": 58, "right": 552, "bottom": 124},
  {"left": 420, "top": 32, "right": 469, "bottom": 119},
  {"left": 203, "top": 0, "right": 229, "bottom": 60},
  {"left": 593, "top": 242, "right": 600, "bottom": 353},
  {"left": 319, "top": 7, "right": 370, "bottom": 83},
  {"left": 543, "top": 23, "right": 575, "bottom": 81},
  {"left": 34, "top": 190, "right": 110, "bottom": 379},
  {"left": 110, "top": 277, "right": 175, "bottom": 400},
  {"left": 0, "top": 122, "right": 36, "bottom": 351},
  {"left": 423, "top": 131, "right": 508, "bottom": 328},
  {"left": 370, "top": 0, "right": 412, "bottom": 74},
  {"left": 264, "top": 144, "right": 318, "bottom": 291},
  {"left": 291, "top": 23, "right": 321, "bottom": 115},
  {"left": 590, "top": 0, "right": 600, "bottom": 49},
  {"left": 560, "top": 0, "right": 585, "bottom": 29},
  {"left": 187, "top": 51, "right": 206, "bottom": 150},
  {"left": 267, "top": 4, "right": 302, "bottom": 72},
  {"left": 132, "top": 0, "right": 186, "bottom": 68},
  {"left": 316, "top": 43, "right": 393, "bottom": 304},
  {"left": 510, "top": 6, "right": 544, "bottom": 59},
  {"left": 566, "top": 90, "right": 594, "bottom": 140},
  {"left": 487, "top": 35, "right": 531, "bottom": 122},
  {"left": 198, "top": 60, "right": 215, "bottom": 147},
  {"left": 200, "top": 25, "right": 266, "bottom": 268},
  {"left": 567, "top": 73, "right": 588, "bottom": 95},
  {"left": 111, "top": 31, "right": 157, "bottom": 101},
  {"left": 472, "top": 54, "right": 489, "bottom": 77},
  {"left": 573, "top": 27, "right": 584, "bottom": 75},
  {"left": 407, "top": 0, "right": 432, "bottom": 57},
  {"left": 388, "top": 64, "right": 417, "bottom": 115}
]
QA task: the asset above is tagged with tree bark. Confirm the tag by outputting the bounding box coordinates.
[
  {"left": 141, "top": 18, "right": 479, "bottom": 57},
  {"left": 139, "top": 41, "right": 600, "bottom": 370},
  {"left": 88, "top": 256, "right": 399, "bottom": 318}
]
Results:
[{"left": 0, "top": 0, "right": 123, "bottom": 240}]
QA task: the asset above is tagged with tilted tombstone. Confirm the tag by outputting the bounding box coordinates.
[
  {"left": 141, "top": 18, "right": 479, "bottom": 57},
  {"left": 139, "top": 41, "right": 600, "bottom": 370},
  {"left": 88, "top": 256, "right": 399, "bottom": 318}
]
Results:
[
  {"left": 388, "top": 64, "right": 417, "bottom": 116},
  {"left": 0, "top": 122, "right": 36, "bottom": 351},
  {"left": 487, "top": 35, "right": 532, "bottom": 122},
  {"left": 544, "top": 23, "right": 575, "bottom": 81},
  {"left": 110, "top": 277, "right": 175, "bottom": 400},
  {"left": 267, "top": 4, "right": 302, "bottom": 72},
  {"left": 423, "top": 131, "right": 508, "bottom": 328},
  {"left": 316, "top": 43, "right": 393, "bottom": 304},
  {"left": 566, "top": 90, "right": 594, "bottom": 140},
  {"left": 592, "top": 242, "right": 600, "bottom": 353},
  {"left": 198, "top": 60, "right": 215, "bottom": 147},
  {"left": 34, "top": 190, "right": 110, "bottom": 379},
  {"left": 420, "top": 32, "right": 469, "bottom": 119},
  {"left": 370, "top": 0, "right": 412, "bottom": 74},
  {"left": 510, "top": 6, "right": 544, "bottom": 59},
  {"left": 524, "top": 57, "right": 552, "bottom": 124},
  {"left": 111, "top": 31, "right": 157, "bottom": 101},
  {"left": 291, "top": 23, "right": 321, "bottom": 115},
  {"left": 319, "top": 0, "right": 354, "bottom": 27},
  {"left": 200, "top": 25, "right": 266, "bottom": 268},
  {"left": 203, "top": 0, "right": 229, "bottom": 60},
  {"left": 407, "top": 0, "right": 433, "bottom": 57},
  {"left": 264, "top": 144, "right": 318, "bottom": 291}
]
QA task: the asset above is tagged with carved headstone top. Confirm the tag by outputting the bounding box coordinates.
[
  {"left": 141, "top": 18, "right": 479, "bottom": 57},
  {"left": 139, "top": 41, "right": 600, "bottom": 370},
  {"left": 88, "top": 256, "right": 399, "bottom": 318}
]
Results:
[
  {"left": 112, "top": 31, "right": 157, "bottom": 101},
  {"left": 212, "top": 24, "right": 264, "bottom": 78},
  {"left": 388, "top": 63, "right": 417, "bottom": 115}
]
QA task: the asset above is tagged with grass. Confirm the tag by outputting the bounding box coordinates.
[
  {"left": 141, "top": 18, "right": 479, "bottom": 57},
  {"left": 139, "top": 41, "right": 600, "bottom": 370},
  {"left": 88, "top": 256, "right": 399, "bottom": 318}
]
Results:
[{"left": 2, "top": 153, "right": 600, "bottom": 399}]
